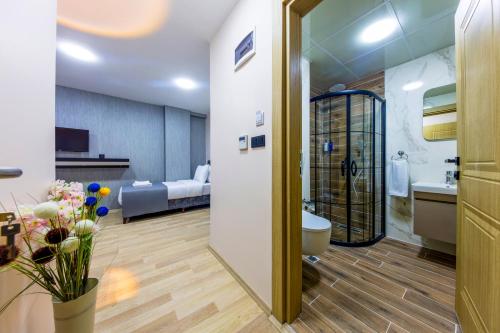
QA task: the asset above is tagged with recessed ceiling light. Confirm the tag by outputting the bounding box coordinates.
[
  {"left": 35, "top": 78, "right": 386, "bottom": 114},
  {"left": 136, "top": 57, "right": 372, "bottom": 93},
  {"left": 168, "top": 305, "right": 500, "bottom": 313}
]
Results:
[
  {"left": 58, "top": 41, "right": 98, "bottom": 63},
  {"left": 174, "top": 78, "right": 197, "bottom": 90},
  {"left": 402, "top": 81, "right": 423, "bottom": 91},
  {"left": 360, "top": 18, "right": 398, "bottom": 44}
]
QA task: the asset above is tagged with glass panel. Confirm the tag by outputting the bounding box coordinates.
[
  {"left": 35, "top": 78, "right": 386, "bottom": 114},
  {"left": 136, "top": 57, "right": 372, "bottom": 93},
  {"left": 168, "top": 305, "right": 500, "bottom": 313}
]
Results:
[
  {"left": 374, "top": 99, "right": 384, "bottom": 237},
  {"left": 311, "top": 96, "right": 348, "bottom": 243},
  {"left": 348, "top": 95, "right": 373, "bottom": 243}
]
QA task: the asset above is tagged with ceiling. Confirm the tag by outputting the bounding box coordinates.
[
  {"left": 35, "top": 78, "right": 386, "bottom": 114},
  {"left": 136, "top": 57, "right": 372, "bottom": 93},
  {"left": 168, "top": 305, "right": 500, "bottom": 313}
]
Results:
[
  {"left": 56, "top": 0, "right": 240, "bottom": 114},
  {"left": 302, "top": 0, "right": 459, "bottom": 94}
]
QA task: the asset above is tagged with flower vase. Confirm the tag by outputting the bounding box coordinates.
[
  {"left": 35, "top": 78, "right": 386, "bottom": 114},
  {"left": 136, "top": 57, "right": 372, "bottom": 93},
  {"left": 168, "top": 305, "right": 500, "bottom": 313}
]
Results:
[{"left": 52, "top": 278, "right": 99, "bottom": 333}]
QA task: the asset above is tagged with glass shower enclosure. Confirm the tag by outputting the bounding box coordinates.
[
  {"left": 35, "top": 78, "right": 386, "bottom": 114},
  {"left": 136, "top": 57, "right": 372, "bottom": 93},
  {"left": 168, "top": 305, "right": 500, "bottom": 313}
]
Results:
[{"left": 310, "top": 90, "right": 385, "bottom": 246}]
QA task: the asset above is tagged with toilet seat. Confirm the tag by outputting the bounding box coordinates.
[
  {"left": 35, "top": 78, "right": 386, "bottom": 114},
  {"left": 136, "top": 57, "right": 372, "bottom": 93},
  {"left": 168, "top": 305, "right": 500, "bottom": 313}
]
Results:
[{"left": 302, "top": 211, "right": 331, "bottom": 232}]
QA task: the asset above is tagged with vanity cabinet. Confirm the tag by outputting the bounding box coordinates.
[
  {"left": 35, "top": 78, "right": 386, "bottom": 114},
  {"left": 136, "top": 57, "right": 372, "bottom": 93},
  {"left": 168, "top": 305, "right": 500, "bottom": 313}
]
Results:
[{"left": 414, "top": 191, "right": 456, "bottom": 244}]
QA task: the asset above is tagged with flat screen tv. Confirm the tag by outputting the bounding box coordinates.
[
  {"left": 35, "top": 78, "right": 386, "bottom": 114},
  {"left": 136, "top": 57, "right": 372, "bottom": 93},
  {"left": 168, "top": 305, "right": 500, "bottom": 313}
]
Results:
[{"left": 55, "top": 127, "right": 89, "bottom": 152}]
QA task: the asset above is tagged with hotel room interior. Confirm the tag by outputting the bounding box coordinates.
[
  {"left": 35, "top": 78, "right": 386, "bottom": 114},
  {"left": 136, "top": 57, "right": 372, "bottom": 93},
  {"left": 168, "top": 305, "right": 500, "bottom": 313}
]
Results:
[{"left": 1, "top": 0, "right": 499, "bottom": 332}]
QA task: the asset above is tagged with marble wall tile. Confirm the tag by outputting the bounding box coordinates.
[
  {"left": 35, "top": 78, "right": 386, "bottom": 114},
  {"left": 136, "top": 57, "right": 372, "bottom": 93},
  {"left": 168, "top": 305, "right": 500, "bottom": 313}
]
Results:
[{"left": 385, "top": 46, "right": 457, "bottom": 254}]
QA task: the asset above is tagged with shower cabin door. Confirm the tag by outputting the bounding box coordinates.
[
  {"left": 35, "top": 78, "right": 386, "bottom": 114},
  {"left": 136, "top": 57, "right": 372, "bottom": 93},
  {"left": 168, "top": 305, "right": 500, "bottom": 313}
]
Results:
[
  {"left": 314, "top": 96, "right": 348, "bottom": 244},
  {"left": 348, "top": 94, "right": 374, "bottom": 244}
]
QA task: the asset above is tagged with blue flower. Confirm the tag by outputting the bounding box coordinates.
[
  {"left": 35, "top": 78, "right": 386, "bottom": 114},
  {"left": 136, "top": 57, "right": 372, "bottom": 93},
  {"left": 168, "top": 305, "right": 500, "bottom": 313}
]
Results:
[
  {"left": 85, "top": 197, "right": 97, "bottom": 207},
  {"left": 87, "top": 183, "right": 101, "bottom": 193},
  {"left": 96, "top": 206, "right": 109, "bottom": 217}
]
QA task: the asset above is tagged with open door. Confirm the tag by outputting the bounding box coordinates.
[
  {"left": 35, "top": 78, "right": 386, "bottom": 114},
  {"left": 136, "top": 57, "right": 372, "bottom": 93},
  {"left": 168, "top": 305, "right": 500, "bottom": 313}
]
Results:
[{"left": 455, "top": 0, "right": 500, "bottom": 332}]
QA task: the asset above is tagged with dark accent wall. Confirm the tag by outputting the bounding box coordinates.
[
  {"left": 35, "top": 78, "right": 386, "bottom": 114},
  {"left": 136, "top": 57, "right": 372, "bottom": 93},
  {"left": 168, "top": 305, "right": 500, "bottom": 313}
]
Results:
[
  {"left": 164, "top": 106, "right": 191, "bottom": 181},
  {"left": 55, "top": 86, "right": 165, "bottom": 209},
  {"left": 190, "top": 116, "right": 207, "bottom": 177}
]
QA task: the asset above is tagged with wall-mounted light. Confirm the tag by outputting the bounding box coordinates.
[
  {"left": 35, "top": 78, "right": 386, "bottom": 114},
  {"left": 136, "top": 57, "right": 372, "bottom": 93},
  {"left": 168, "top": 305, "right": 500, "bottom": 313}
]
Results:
[
  {"left": 174, "top": 78, "right": 197, "bottom": 90},
  {"left": 360, "top": 18, "right": 398, "bottom": 44},
  {"left": 57, "top": 41, "right": 99, "bottom": 63},
  {"left": 402, "top": 81, "right": 423, "bottom": 91}
]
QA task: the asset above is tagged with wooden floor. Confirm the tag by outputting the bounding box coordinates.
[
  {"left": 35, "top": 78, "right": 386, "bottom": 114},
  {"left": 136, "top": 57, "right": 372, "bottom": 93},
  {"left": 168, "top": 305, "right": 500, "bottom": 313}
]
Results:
[
  {"left": 292, "top": 238, "right": 459, "bottom": 333},
  {"left": 91, "top": 208, "right": 278, "bottom": 333}
]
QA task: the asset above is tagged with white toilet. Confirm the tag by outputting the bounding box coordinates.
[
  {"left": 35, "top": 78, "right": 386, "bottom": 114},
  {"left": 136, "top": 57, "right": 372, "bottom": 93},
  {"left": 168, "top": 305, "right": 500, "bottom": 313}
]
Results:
[{"left": 302, "top": 210, "right": 331, "bottom": 260}]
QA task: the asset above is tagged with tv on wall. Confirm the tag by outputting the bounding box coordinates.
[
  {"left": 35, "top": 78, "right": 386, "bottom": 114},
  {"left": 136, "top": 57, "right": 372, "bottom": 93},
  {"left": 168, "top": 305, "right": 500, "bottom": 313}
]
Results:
[{"left": 55, "top": 127, "right": 89, "bottom": 152}]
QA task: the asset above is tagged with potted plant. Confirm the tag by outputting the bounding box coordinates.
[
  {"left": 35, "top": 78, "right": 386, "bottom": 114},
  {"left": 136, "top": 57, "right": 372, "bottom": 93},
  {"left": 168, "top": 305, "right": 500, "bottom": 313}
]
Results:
[{"left": 0, "top": 180, "right": 111, "bottom": 333}]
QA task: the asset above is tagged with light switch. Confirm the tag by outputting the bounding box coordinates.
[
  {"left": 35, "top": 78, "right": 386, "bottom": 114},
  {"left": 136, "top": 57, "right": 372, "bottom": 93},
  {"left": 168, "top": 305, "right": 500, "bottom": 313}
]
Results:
[
  {"left": 251, "top": 135, "right": 265, "bottom": 148},
  {"left": 256, "top": 111, "right": 264, "bottom": 127}
]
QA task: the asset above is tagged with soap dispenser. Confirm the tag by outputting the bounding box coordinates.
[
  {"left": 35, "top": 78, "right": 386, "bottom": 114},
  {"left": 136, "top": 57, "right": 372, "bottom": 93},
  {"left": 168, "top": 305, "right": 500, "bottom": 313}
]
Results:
[{"left": 323, "top": 140, "right": 329, "bottom": 153}]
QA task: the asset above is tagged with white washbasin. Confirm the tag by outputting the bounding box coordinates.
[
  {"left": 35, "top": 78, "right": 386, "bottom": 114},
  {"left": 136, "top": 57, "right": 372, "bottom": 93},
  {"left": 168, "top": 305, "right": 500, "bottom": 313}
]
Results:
[{"left": 412, "top": 182, "right": 457, "bottom": 195}]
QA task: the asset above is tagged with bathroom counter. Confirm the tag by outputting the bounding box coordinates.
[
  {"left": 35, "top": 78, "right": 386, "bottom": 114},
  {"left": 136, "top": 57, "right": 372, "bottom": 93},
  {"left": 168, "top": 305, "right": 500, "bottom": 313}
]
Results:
[{"left": 412, "top": 182, "right": 457, "bottom": 195}]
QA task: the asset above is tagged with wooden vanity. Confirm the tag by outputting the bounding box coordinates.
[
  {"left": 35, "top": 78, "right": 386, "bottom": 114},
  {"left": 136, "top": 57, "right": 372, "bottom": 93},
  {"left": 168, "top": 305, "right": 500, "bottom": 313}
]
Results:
[{"left": 412, "top": 182, "right": 457, "bottom": 244}]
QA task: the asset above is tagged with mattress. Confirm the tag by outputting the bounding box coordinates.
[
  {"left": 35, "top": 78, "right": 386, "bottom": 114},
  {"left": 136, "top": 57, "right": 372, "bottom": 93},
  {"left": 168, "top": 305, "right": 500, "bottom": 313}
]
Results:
[
  {"left": 163, "top": 180, "right": 202, "bottom": 199},
  {"left": 202, "top": 183, "right": 211, "bottom": 196}
]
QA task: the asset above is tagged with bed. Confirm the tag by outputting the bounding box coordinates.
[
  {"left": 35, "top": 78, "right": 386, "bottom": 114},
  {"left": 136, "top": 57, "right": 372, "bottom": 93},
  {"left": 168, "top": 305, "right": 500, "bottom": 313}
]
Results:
[{"left": 118, "top": 180, "right": 210, "bottom": 223}]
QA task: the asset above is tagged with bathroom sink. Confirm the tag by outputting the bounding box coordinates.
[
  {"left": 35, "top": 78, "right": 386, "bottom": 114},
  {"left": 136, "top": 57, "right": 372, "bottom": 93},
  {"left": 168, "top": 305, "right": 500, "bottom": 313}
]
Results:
[{"left": 412, "top": 182, "right": 457, "bottom": 195}]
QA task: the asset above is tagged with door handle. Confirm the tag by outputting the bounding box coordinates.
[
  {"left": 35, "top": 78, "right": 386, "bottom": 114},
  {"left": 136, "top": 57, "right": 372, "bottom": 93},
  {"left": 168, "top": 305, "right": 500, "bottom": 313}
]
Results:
[
  {"left": 445, "top": 157, "right": 460, "bottom": 166},
  {"left": 0, "top": 168, "right": 23, "bottom": 179},
  {"left": 341, "top": 160, "right": 346, "bottom": 177},
  {"left": 351, "top": 160, "right": 357, "bottom": 176}
]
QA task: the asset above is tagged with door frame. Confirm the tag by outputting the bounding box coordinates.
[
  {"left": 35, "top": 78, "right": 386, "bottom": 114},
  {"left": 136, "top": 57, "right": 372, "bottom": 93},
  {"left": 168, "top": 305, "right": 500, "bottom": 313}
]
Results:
[{"left": 272, "top": 0, "right": 322, "bottom": 323}]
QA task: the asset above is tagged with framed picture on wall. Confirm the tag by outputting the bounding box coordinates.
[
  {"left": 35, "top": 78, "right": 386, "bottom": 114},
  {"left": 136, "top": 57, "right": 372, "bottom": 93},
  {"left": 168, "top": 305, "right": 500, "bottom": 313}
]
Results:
[{"left": 234, "top": 27, "right": 256, "bottom": 71}]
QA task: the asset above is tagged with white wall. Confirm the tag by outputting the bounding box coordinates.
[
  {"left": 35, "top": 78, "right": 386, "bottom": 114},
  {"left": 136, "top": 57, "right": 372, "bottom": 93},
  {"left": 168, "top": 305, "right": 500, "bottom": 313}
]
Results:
[
  {"left": 0, "top": 0, "right": 56, "bottom": 331},
  {"left": 385, "top": 46, "right": 456, "bottom": 254},
  {"left": 209, "top": 0, "right": 273, "bottom": 307}
]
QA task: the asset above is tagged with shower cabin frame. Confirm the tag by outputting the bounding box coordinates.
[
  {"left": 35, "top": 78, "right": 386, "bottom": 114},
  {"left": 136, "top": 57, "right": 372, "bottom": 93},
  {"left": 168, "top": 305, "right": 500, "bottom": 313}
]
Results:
[{"left": 310, "top": 90, "right": 386, "bottom": 247}]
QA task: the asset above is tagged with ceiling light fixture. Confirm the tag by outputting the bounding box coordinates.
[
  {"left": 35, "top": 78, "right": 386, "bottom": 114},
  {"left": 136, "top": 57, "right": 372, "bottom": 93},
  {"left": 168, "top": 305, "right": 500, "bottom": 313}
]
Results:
[
  {"left": 57, "top": 41, "right": 99, "bottom": 63},
  {"left": 402, "top": 81, "right": 423, "bottom": 91},
  {"left": 360, "top": 18, "right": 398, "bottom": 44},
  {"left": 174, "top": 78, "right": 197, "bottom": 90}
]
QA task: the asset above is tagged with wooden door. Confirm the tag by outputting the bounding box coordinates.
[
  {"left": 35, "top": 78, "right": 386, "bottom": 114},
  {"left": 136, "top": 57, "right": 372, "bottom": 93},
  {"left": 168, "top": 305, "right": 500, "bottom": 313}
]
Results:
[{"left": 455, "top": 0, "right": 500, "bottom": 332}]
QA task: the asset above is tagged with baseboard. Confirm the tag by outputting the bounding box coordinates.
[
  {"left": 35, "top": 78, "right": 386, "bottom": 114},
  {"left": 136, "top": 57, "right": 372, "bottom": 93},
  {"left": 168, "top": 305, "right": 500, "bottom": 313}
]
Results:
[
  {"left": 207, "top": 246, "right": 272, "bottom": 316},
  {"left": 268, "top": 315, "right": 296, "bottom": 332},
  {"left": 109, "top": 208, "right": 122, "bottom": 214}
]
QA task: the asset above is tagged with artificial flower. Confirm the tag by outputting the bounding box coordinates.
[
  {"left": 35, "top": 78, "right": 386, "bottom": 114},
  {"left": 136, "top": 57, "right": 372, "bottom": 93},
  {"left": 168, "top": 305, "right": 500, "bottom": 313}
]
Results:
[
  {"left": 85, "top": 197, "right": 97, "bottom": 207},
  {"left": 99, "top": 187, "right": 111, "bottom": 197},
  {"left": 74, "top": 220, "right": 95, "bottom": 236},
  {"left": 44, "top": 228, "right": 69, "bottom": 244},
  {"left": 96, "top": 206, "right": 109, "bottom": 217},
  {"left": 31, "top": 246, "right": 55, "bottom": 264},
  {"left": 33, "top": 202, "right": 59, "bottom": 219},
  {"left": 60, "top": 237, "right": 80, "bottom": 253},
  {"left": 87, "top": 183, "right": 101, "bottom": 193}
]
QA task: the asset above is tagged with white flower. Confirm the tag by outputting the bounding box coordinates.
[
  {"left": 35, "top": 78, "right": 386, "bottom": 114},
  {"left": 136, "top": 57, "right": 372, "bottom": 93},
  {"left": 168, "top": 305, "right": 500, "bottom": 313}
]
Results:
[
  {"left": 60, "top": 236, "right": 80, "bottom": 253},
  {"left": 33, "top": 202, "right": 59, "bottom": 219},
  {"left": 74, "top": 220, "right": 95, "bottom": 236}
]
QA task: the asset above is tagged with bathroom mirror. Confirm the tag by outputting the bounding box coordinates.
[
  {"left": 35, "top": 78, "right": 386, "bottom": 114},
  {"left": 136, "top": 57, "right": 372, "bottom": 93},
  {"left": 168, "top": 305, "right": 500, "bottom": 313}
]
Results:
[{"left": 422, "top": 83, "right": 457, "bottom": 141}]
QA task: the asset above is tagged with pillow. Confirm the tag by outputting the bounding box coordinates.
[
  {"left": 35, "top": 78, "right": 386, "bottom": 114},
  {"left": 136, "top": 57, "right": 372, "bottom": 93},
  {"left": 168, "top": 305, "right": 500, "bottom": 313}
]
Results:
[
  {"left": 193, "top": 165, "right": 209, "bottom": 183},
  {"left": 207, "top": 165, "right": 211, "bottom": 183}
]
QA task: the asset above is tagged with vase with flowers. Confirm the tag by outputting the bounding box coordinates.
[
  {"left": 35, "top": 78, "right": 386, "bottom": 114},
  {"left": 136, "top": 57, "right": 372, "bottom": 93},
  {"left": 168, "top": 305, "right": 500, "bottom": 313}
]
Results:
[{"left": 0, "top": 180, "right": 111, "bottom": 333}]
